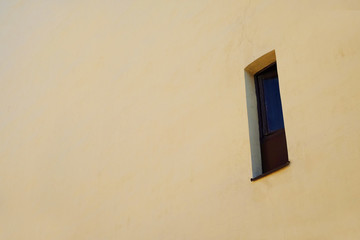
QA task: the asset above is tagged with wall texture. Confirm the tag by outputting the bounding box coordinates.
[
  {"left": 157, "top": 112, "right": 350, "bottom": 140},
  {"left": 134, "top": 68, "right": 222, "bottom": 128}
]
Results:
[{"left": 1, "top": 0, "right": 360, "bottom": 239}]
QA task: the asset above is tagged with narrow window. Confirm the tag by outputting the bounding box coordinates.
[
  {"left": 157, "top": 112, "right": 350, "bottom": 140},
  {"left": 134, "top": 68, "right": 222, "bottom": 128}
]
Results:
[{"left": 251, "top": 63, "right": 289, "bottom": 180}]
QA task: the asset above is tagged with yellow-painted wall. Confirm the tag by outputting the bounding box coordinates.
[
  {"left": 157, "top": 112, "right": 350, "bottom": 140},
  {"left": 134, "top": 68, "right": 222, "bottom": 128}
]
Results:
[{"left": 1, "top": 1, "right": 360, "bottom": 239}]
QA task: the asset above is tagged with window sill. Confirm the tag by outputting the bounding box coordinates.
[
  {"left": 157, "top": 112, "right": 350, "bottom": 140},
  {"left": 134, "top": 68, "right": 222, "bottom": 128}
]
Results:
[{"left": 250, "top": 161, "right": 290, "bottom": 182}]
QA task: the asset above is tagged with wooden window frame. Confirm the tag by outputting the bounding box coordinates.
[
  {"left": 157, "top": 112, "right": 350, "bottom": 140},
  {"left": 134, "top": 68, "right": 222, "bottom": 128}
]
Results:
[{"left": 251, "top": 62, "right": 289, "bottom": 181}]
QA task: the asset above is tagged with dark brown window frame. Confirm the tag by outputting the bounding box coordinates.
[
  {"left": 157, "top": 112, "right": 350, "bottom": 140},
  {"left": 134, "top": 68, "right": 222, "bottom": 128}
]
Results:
[{"left": 251, "top": 62, "right": 289, "bottom": 181}]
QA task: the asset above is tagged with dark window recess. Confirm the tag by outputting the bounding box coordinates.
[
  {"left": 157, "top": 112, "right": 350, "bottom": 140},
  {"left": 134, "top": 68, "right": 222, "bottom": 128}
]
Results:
[{"left": 252, "top": 63, "right": 289, "bottom": 181}]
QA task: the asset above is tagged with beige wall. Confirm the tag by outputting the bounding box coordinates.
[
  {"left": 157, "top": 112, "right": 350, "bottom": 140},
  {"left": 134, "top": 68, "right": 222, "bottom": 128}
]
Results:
[{"left": 1, "top": 1, "right": 360, "bottom": 239}]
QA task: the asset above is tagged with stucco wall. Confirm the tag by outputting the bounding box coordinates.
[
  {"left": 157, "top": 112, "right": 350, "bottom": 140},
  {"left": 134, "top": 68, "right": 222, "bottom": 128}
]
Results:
[{"left": 1, "top": 0, "right": 360, "bottom": 239}]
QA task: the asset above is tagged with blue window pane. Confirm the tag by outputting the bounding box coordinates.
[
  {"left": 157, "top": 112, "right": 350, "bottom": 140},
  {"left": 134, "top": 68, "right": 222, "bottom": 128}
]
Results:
[{"left": 263, "top": 77, "right": 284, "bottom": 132}]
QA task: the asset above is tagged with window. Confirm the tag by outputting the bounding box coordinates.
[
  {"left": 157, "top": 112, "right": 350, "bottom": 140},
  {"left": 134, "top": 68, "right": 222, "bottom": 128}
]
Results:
[
  {"left": 251, "top": 62, "right": 289, "bottom": 181},
  {"left": 244, "top": 50, "right": 290, "bottom": 181}
]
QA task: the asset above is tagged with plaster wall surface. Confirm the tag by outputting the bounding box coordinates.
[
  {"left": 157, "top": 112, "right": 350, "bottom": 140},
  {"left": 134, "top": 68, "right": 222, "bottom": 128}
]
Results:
[{"left": 1, "top": 0, "right": 360, "bottom": 239}]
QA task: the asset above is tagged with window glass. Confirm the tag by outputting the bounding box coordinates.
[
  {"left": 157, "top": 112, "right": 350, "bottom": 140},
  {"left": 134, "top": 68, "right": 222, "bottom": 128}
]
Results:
[{"left": 262, "top": 77, "right": 284, "bottom": 133}]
